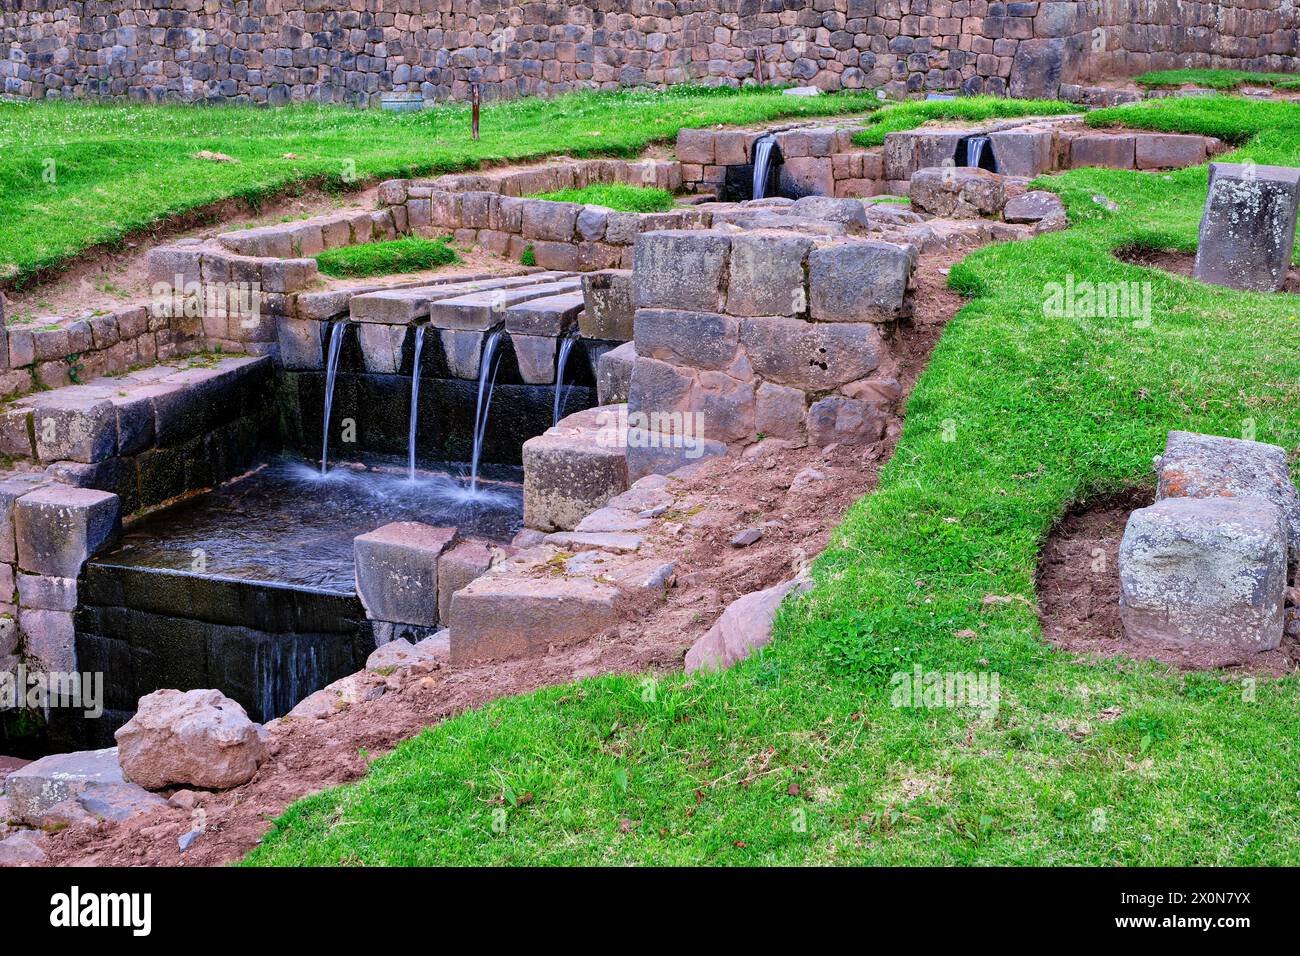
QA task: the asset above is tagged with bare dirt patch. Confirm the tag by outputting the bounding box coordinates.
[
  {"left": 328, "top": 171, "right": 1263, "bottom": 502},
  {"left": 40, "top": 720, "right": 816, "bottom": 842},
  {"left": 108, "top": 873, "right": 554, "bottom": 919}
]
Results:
[
  {"left": 1115, "top": 244, "right": 1300, "bottom": 294},
  {"left": 1037, "top": 489, "right": 1300, "bottom": 677}
]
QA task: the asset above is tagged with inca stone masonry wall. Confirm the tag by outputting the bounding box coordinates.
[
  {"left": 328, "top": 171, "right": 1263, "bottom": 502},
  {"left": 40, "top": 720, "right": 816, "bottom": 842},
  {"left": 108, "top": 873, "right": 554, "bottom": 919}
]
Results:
[{"left": 3, "top": 1, "right": 1298, "bottom": 107}]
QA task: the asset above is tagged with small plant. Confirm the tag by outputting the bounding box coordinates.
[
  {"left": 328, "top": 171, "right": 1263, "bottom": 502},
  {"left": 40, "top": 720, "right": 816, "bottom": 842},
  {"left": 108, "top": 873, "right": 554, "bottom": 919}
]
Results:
[
  {"left": 520, "top": 244, "right": 537, "bottom": 267},
  {"left": 65, "top": 352, "right": 84, "bottom": 384},
  {"left": 315, "top": 236, "right": 461, "bottom": 278},
  {"left": 530, "top": 183, "right": 677, "bottom": 213}
]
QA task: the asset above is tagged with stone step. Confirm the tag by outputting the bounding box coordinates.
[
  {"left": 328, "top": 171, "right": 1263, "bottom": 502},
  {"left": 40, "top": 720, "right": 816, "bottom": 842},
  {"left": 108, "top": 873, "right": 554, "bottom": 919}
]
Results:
[
  {"left": 522, "top": 404, "right": 628, "bottom": 532},
  {"left": 348, "top": 272, "right": 571, "bottom": 324},
  {"left": 502, "top": 291, "right": 586, "bottom": 336},
  {"left": 427, "top": 278, "right": 583, "bottom": 331}
]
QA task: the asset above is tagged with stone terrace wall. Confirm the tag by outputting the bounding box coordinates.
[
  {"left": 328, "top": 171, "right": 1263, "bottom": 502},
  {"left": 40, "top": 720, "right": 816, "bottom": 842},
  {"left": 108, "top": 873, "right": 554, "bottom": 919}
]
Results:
[{"left": 4, "top": 1, "right": 1298, "bottom": 107}]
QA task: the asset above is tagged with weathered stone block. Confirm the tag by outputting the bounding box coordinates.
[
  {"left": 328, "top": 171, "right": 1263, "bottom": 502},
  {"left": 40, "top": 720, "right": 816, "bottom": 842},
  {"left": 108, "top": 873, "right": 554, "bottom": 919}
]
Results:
[
  {"left": 726, "top": 233, "right": 813, "bottom": 317},
  {"left": 276, "top": 317, "right": 325, "bottom": 371},
  {"left": 1119, "top": 497, "right": 1286, "bottom": 665},
  {"left": 31, "top": 393, "right": 118, "bottom": 464},
  {"left": 740, "top": 317, "right": 886, "bottom": 390},
  {"left": 676, "top": 128, "right": 716, "bottom": 165},
  {"left": 5, "top": 748, "right": 124, "bottom": 826},
  {"left": 357, "top": 323, "right": 407, "bottom": 374},
  {"left": 1003, "top": 190, "right": 1066, "bottom": 223},
  {"left": 521, "top": 199, "right": 580, "bottom": 242},
  {"left": 597, "top": 340, "right": 636, "bottom": 406},
  {"left": 806, "top": 395, "right": 886, "bottom": 446},
  {"left": 1135, "top": 134, "right": 1207, "bottom": 170},
  {"left": 437, "top": 540, "right": 496, "bottom": 627},
  {"left": 580, "top": 270, "right": 635, "bottom": 341},
  {"left": 354, "top": 522, "right": 457, "bottom": 627},
  {"left": 1069, "top": 134, "right": 1136, "bottom": 170},
  {"left": 986, "top": 128, "right": 1054, "bottom": 177},
  {"left": 523, "top": 407, "right": 628, "bottom": 531},
  {"left": 633, "top": 231, "right": 731, "bottom": 313},
  {"left": 633, "top": 310, "right": 740, "bottom": 371},
  {"left": 780, "top": 157, "right": 835, "bottom": 199},
  {"left": 910, "top": 166, "right": 1007, "bottom": 218},
  {"left": 19, "top": 607, "right": 76, "bottom": 672},
  {"left": 509, "top": 333, "right": 558, "bottom": 385},
  {"left": 1154, "top": 430, "right": 1300, "bottom": 560},
  {"left": 17, "top": 573, "right": 76, "bottom": 611},
  {"left": 808, "top": 240, "right": 912, "bottom": 322},
  {"left": 1193, "top": 162, "right": 1300, "bottom": 292},
  {"left": 15, "top": 485, "right": 120, "bottom": 577}
]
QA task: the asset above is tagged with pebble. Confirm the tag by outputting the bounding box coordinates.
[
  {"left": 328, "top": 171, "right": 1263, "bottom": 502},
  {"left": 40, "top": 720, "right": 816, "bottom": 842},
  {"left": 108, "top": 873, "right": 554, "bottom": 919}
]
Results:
[{"left": 731, "top": 527, "right": 764, "bottom": 548}]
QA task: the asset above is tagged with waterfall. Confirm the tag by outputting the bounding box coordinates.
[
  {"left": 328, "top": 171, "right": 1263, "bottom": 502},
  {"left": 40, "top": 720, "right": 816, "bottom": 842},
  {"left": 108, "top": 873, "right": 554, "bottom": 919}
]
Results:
[
  {"left": 552, "top": 330, "right": 578, "bottom": 427},
  {"left": 407, "top": 325, "right": 426, "bottom": 481},
  {"left": 751, "top": 134, "right": 777, "bottom": 200},
  {"left": 319, "top": 320, "right": 346, "bottom": 475},
  {"left": 469, "top": 327, "right": 505, "bottom": 494},
  {"left": 965, "top": 135, "right": 995, "bottom": 171}
]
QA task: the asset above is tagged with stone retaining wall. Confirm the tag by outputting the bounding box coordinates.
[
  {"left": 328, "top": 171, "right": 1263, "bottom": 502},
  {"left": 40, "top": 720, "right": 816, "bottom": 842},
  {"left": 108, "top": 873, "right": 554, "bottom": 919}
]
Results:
[{"left": 4, "top": 1, "right": 1297, "bottom": 106}]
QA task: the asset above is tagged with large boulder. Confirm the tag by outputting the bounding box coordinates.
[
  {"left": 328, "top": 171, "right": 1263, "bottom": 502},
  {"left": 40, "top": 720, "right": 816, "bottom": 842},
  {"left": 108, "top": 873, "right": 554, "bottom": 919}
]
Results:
[
  {"left": 1119, "top": 497, "right": 1287, "bottom": 666},
  {"left": 116, "top": 689, "right": 268, "bottom": 791}
]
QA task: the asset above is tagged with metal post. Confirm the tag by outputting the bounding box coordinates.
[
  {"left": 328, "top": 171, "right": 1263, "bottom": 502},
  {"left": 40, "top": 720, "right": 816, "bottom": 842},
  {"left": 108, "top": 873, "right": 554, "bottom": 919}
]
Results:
[
  {"left": 471, "top": 82, "right": 481, "bottom": 141},
  {"left": 754, "top": 47, "right": 765, "bottom": 87}
]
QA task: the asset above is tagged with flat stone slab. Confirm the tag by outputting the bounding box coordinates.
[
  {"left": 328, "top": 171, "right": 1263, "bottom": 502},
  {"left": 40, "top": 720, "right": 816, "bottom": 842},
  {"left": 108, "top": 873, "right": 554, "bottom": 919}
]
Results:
[
  {"left": 503, "top": 291, "right": 586, "bottom": 336},
  {"left": 348, "top": 273, "right": 568, "bottom": 324},
  {"left": 3, "top": 747, "right": 158, "bottom": 827},
  {"left": 522, "top": 405, "right": 629, "bottom": 532},
  {"left": 354, "top": 522, "right": 457, "bottom": 627},
  {"left": 1119, "top": 497, "right": 1287, "bottom": 665},
  {"left": 1193, "top": 162, "right": 1300, "bottom": 292},
  {"left": 430, "top": 279, "right": 582, "bottom": 331}
]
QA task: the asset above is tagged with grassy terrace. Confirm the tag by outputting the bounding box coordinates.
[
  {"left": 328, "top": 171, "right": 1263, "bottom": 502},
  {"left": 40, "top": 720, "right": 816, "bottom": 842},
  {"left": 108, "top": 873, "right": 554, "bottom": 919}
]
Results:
[
  {"left": 247, "top": 95, "right": 1300, "bottom": 866},
  {"left": 1135, "top": 68, "right": 1300, "bottom": 91},
  {"left": 0, "top": 85, "right": 880, "bottom": 287}
]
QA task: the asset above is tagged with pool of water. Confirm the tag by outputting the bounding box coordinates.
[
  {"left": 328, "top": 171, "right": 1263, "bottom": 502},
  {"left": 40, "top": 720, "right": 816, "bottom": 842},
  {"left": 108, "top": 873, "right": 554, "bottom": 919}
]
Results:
[{"left": 97, "top": 455, "right": 523, "bottom": 593}]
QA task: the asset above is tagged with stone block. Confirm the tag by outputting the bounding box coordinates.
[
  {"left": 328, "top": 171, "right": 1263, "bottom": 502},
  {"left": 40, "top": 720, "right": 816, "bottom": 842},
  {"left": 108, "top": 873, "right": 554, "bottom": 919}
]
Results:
[
  {"left": 357, "top": 323, "right": 407, "bottom": 375},
  {"left": 780, "top": 157, "right": 835, "bottom": 198},
  {"left": 633, "top": 231, "right": 731, "bottom": 313},
  {"left": 1135, "top": 134, "right": 1207, "bottom": 170},
  {"left": 503, "top": 291, "right": 585, "bottom": 336},
  {"left": 17, "top": 573, "right": 76, "bottom": 611},
  {"left": 1003, "top": 190, "right": 1066, "bottom": 223},
  {"left": 19, "top": 608, "right": 76, "bottom": 672},
  {"left": 439, "top": 328, "right": 485, "bottom": 380},
  {"left": 14, "top": 485, "right": 120, "bottom": 577},
  {"left": 523, "top": 408, "right": 629, "bottom": 532},
  {"left": 509, "top": 333, "right": 558, "bottom": 385},
  {"left": 676, "top": 128, "right": 716, "bottom": 165},
  {"left": 726, "top": 233, "right": 814, "bottom": 317},
  {"left": 755, "top": 381, "right": 808, "bottom": 441},
  {"left": 353, "top": 522, "right": 457, "bottom": 627},
  {"left": 633, "top": 310, "right": 740, "bottom": 371},
  {"left": 580, "top": 270, "right": 635, "bottom": 341},
  {"left": 1119, "top": 497, "right": 1286, "bottom": 665},
  {"left": 808, "top": 240, "right": 913, "bottom": 322},
  {"left": 1070, "top": 134, "right": 1136, "bottom": 170},
  {"left": 806, "top": 395, "right": 887, "bottom": 446},
  {"left": 276, "top": 317, "right": 325, "bottom": 370},
  {"left": 521, "top": 199, "right": 580, "bottom": 242},
  {"left": 597, "top": 341, "right": 637, "bottom": 405},
  {"left": 1193, "top": 162, "right": 1300, "bottom": 292},
  {"left": 740, "top": 317, "right": 887, "bottom": 390},
  {"left": 986, "top": 128, "right": 1054, "bottom": 177},
  {"left": 909, "top": 166, "right": 1007, "bottom": 218},
  {"left": 30, "top": 392, "right": 118, "bottom": 464},
  {"left": 883, "top": 129, "right": 966, "bottom": 181},
  {"left": 437, "top": 540, "right": 496, "bottom": 627},
  {"left": 1154, "top": 430, "right": 1300, "bottom": 560},
  {"left": 1007, "top": 36, "right": 1064, "bottom": 99}
]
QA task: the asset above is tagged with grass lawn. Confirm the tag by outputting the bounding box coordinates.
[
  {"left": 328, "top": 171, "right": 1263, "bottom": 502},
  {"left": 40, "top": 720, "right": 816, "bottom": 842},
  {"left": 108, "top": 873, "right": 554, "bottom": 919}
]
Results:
[
  {"left": 246, "top": 93, "right": 1300, "bottom": 867},
  {"left": 1134, "top": 68, "right": 1300, "bottom": 91},
  {"left": 850, "top": 95, "right": 1080, "bottom": 147},
  {"left": 529, "top": 183, "right": 678, "bottom": 212},
  {"left": 315, "top": 236, "right": 461, "bottom": 278},
  {"left": 0, "top": 85, "right": 880, "bottom": 287}
]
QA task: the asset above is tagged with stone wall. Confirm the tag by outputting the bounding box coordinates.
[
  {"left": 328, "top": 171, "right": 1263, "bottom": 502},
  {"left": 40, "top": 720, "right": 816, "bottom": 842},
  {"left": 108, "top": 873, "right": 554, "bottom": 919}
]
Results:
[{"left": 4, "top": 1, "right": 1297, "bottom": 107}]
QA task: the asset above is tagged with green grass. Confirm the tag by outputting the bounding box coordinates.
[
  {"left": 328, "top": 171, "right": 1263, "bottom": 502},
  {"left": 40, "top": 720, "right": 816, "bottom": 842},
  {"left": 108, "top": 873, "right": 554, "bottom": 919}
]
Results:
[
  {"left": 1135, "top": 68, "right": 1300, "bottom": 91},
  {"left": 850, "top": 95, "right": 1080, "bottom": 148},
  {"left": 246, "top": 94, "right": 1300, "bottom": 867},
  {"left": 314, "top": 236, "right": 461, "bottom": 278},
  {"left": 0, "top": 85, "right": 881, "bottom": 288},
  {"left": 529, "top": 183, "right": 678, "bottom": 212}
]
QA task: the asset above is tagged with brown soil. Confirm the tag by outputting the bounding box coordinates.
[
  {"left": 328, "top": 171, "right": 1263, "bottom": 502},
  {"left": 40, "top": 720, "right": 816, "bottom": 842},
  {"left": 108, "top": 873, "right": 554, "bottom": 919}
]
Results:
[
  {"left": 1037, "top": 490, "right": 1300, "bottom": 677},
  {"left": 1115, "top": 245, "right": 1300, "bottom": 294},
  {"left": 36, "top": 248, "right": 968, "bottom": 868}
]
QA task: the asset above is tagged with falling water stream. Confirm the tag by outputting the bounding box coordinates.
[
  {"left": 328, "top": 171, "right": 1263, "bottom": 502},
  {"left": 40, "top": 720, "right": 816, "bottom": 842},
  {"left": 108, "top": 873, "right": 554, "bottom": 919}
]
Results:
[
  {"left": 407, "top": 325, "right": 426, "bottom": 480},
  {"left": 469, "top": 327, "right": 505, "bottom": 494},
  {"left": 964, "top": 135, "right": 994, "bottom": 171},
  {"left": 319, "top": 319, "right": 346, "bottom": 475},
  {"left": 553, "top": 330, "right": 578, "bottom": 427},
  {"left": 751, "top": 134, "right": 777, "bottom": 200}
]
